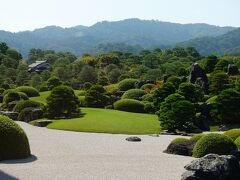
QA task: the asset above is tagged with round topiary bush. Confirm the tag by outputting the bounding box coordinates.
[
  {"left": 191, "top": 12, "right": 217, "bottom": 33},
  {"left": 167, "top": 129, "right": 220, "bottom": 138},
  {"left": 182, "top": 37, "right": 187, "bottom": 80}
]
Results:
[
  {"left": 118, "top": 78, "right": 138, "bottom": 91},
  {"left": 0, "top": 115, "right": 31, "bottom": 160},
  {"left": 2, "top": 89, "right": 16, "bottom": 96},
  {"left": 140, "top": 83, "right": 155, "bottom": 91},
  {"left": 17, "top": 107, "right": 35, "bottom": 122},
  {"left": 234, "top": 136, "right": 240, "bottom": 149},
  {"left": 18, "top": 92, "right": 29, "bottom": 100},
  {"left": 142, "top": 93, "right": 154, "bottom": 102},
  {"left": 16, "top": 86, "right": 40, "bottom": 97},
  {"left": 121, "top": 89, "right": 146, "bottom": 100},
  {"left": 114, "top": 99, "right": 145, "bottom": 113},
  {"left": 192, "top": 133, "right": 237, "bottom": 158},
  {"left": 13, "top": 100, "right": 42, "bottom": 113},
  {"left": 223, "top": 129, "right": 240, "bottom": 141},
  {"left": 190, "top": 134, "right": 206, "bottom": 141},
  {"left": 3, "top": 91, "right": 21, "bottom": 105},
  {"left": 170, "top": 138, "right": 189, "bottom": 144}
]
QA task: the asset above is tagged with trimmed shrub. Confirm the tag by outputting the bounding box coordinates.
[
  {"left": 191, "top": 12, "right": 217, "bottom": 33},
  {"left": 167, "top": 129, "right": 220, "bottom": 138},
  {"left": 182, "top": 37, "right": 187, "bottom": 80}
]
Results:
[
  {"left": 144, "top": 102, "right": 155, "bottom": 114},
  {"left": 2, "top": 89, "right": 16, "bottom": 96},
  {"left": 170, "top": 138, "right": 189, "bottom": 144},
  {"left": 47, "top": 76, "right": 62, "bottom": 90},
  {"left": 46, "top": 85, "right": 80, "bottom": 118},
  {"left": 3, "top": 91, "right": 21, "bottom": 105},
  {"left": 0, "top": 115, "right": 31, "bottom": 160},
  {"left": 17, "top": 107, "right": 36, "bottom": 122},
  {"left": 234, "top": 136, "right": 240, "bottom": 149},
  {"left": 78, "top": 90, "right": 86, "bottom": 96},
  {"left": 114, "top": 99, "right": 145, "bottom": 113},
  {"left": 190, "top": 134, "right": 206, "bottom": 141},
  {"left": 140, "top": 83, "right": 155, "bottom": 91},
  {"left": 13, "top": 100, "right": 42, "bottom": 113},
  {"left": 142, "top": 93, "right": 154, "bottom": 102},
  {"left": 192, "top": 133, "right": 237, "bottom": 158},
  {"left": 121, "top": 89, "right": 146, "bottom": 100},
  {"left": 16, "top": 86, "right": 40, "bottom": 97},
  {"left": 18, "top": 92, "right": 29, "bottom": 100},
  {"left": 223, "top": 129, "right": 240, "bottom": 141},
  {"left": 118, "top": 78, "right": 138, "bottom": 91}
]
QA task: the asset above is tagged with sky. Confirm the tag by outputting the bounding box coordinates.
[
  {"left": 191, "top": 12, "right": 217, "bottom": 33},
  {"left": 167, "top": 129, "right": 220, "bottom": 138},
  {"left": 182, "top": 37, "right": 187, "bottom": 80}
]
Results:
[{"left": 0, "top": 0, "right": 239, "bottom": 32}]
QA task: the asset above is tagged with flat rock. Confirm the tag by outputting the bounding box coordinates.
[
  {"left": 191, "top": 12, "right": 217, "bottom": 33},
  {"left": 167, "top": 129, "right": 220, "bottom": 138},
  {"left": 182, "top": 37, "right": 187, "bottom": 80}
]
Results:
[
  {"left": 33, "top": 120, "right": 53, "bottom": 127},
  {"left": 125, "top": 136, "right": 141, "bottom": 142}
]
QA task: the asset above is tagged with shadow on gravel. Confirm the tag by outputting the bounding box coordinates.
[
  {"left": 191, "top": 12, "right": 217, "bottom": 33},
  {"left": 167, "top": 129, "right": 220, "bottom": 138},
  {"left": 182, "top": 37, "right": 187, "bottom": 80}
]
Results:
[
  {"left": 0, "top": 171, "right": 18, "bottom": 180},
  {"left": 0, "top": 155, "right": 37, "bottom": 164}
]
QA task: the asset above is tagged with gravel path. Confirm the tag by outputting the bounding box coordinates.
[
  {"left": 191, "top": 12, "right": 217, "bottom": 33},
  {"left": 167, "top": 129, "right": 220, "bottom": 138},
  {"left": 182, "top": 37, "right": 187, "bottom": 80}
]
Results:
[{"left": 0, "top": 122, "right": 194, "bottom": 180}]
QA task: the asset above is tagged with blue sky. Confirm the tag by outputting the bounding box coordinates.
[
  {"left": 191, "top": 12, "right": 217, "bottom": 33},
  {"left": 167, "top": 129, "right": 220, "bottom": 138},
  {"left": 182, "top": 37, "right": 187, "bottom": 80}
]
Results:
[{"left": 0, "top": 0, "right": 239, "bottom": 32}]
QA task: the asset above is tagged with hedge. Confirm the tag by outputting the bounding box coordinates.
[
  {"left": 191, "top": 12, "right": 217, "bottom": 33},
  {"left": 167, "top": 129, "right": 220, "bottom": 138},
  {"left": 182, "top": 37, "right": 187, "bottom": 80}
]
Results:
[{"left": 114, "top": 99, "right": 145, "bottom": 113}]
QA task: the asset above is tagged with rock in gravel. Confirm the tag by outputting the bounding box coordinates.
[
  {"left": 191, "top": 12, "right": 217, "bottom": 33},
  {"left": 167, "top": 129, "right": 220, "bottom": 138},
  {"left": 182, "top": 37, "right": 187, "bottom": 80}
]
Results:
[
  {"left": 164, "top": 140, "right": 196, "bottom": 156},
  {"left": 126, "top": 136, "right": 141, "bottom": 142},
  {"left": 33, "top": 120, "right": 53, "bottom": 127},
  {"left": 181, "top": 154, "right": 240, "bottom": 180}
]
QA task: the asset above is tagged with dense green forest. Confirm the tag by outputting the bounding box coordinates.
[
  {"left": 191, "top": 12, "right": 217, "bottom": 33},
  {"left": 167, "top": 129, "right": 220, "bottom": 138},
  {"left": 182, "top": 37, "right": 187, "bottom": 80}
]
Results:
[
  {"left": 0, "top": 41, "right": 239, "bottom": 133},
  {"left": 0, "top": 19, "right": 235, "bottom": 58}
]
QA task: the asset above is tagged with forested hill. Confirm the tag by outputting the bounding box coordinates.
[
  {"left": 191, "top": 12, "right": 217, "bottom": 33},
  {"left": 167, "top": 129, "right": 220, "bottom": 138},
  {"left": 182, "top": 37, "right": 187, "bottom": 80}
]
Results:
[
  {"left": 0, "top": 19, "right": 235, "bottom": 58},
  {"left": 179, "top": 28, "right": 240, "bottom": 56}
]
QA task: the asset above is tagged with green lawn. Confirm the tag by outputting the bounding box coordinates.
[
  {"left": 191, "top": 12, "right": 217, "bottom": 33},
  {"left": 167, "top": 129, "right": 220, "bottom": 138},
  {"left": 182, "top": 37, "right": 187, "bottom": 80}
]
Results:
[
  {"left": 47, "top": 108, "right": 160, "bottom": 134},
  {"left": 30, "top": 90, "right": 82, "bottom": 104}
]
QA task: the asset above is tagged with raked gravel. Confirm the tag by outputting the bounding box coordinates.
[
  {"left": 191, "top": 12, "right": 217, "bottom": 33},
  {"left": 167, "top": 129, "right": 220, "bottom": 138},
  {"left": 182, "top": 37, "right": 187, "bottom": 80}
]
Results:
[{"left": 0, "top": 122, "right": 194, "bottom": 180}]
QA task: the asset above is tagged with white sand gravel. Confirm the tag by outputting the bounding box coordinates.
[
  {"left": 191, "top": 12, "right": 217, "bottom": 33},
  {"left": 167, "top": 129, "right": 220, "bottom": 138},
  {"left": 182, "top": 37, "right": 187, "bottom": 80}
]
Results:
[{"left": 0, "top": 122, "right": 194, "bottom": 180}]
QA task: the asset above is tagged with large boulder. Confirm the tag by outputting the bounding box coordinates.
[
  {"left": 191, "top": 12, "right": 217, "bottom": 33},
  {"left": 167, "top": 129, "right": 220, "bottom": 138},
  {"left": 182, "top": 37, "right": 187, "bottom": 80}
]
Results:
[
  {"left": 164, "top": 140, "right": 196, "bottom": 156},
  {"left": 189, "top": 63, "right": 208, "bottom": 92},
  {"left": 227, "top": 64, "right": 239, "bottom": 76},
  {"left": 181, "top": 154, "right": 240, "bottom": 180}
]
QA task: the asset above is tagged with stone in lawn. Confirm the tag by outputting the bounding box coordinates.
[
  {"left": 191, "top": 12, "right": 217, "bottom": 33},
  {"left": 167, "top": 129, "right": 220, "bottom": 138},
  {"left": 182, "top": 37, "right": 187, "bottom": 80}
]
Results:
[
  {"left": 126, "top": 136, "right": 141, "bottom": 142},
  {"left": 33, "top": 120, "right": 53, "bottom": 127}
]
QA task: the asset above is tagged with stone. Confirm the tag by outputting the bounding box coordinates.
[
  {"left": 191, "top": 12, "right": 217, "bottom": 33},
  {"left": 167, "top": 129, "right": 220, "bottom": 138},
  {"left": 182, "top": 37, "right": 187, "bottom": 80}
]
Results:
[
  {"left": 126, "top": 136, "right": 141, "bottom": 142},
  {"left": 164, "top": 140, "right": 196, "bottom": 156},
  {"left": 189, "top": 63, "right": 208, "bottom": 92},
  {"left": 227, "top": 64, "right": 239, "bottom": 76},
  {"left": 0, "top": 111, "right": 19, "bottom": 120},
  {"left": 7, "top": 100, "right": 19, "bottom": 110},
  {"left": 33, "top": 120, "right": 53, "bottom": 127},
  {"left": 219, "top": 124, "right": 240, "bottom": 131},
  {"left": 182, "top": 154, "right": 240, "bottom": 180},
  {"left": 183, "top": 123, "right": 203, "bottom": 134},
  {"left": 23, "top": 109, "right": 43, "bottom": 122}
]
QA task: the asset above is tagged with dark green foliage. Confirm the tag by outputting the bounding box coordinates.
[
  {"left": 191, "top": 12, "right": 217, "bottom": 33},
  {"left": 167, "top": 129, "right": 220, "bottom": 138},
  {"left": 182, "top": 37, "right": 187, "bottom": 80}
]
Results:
[
  {"left": 209, "top": 72, "right": 229, "bottom": 94},
  {"left": 192, "top": 133, "right": 237, "bottom": 158},
  {"left": 0, "top": 115, "right": 31, "bottom": 160},
  {"left": 13, "top": 100, "right": 41, "bottom": 113},
  {"left": 83, "top": 82, "right": 93, "bottom": 90},
  {"left": 171, "top": 138, "right": 189, "bottom": 144},
  {"left": 47, "top": 76, "right": 62, "bottom": 90},
  {"left": 114, "top": 99, "right": 145, "bottom": 113},
  {"left": 142, "top": 53, "right": 160, "bottom": 68},
  {"left": 214, "top": 59, "right": 229, "bottom": 72},
  {"left": 46, "top": 85, "right": 80, "bottom": 118},
  {"left": 108, "top": 68, "right": 121, "bottom": 83},
  {"left": 213, "top": 89, "right": 240, "bottom": 124},
  {"left": 144, "top": 102, "right": 155, "bottom": 114},
  {"left": 158, "top": 93, "right": 195, "bottom": 130},
  {"left": 223, "top": 129, "right": 240, "bottom": 141},
  {"left": 118, "top": 78, "right": 138, "bottom": 91},
  {"left": 78, "top": 65, "right": 97, "bottom": 84},
  {"left": 141, "top": 84, "right": 155, "bottom": 91},
  {"left": 16, "top": 86, "right": 40, "bottom": 97},
  {"left": 142, "top": 93, "right": 154, "bottom": 102},
  {"left": 203, "top": 55, "right": 218, "bottom": 73},
  {"left": 3, "top": 91, "right": 21, "bottom": 105},
  {"left": 121, "top": 89, "right": 146, "bottom": 100},
  {"left": 153, "top": 82, "right": 176, "bottom": 109},
  {"left": 166, "top": 76, "right": 181, "bottom": 89},
  {"left": 1, "top": 83, "right": 10, "bottom": 90},
  {"left": 177, "top": 82, "right": 203, "bottom": 102},
  {"left": 85, "top": 85, "right": 108, "bottom": 108}
]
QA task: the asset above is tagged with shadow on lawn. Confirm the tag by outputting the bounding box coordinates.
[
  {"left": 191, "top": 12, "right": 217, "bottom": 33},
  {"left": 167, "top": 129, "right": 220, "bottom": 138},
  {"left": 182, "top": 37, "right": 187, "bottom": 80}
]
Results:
[
  {"left": 0, "top": 155, "right": 37, "bottom": 164},
  {"left": 0, "top": 171, "right": 18, "bottom": 180}
]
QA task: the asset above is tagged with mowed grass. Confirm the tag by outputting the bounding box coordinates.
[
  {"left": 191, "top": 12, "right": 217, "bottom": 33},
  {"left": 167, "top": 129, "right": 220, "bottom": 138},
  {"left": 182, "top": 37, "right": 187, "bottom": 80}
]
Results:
[
  {"left": 47, "top": 108, "right": 160, "bottom": 134},
  {"left": 30, "top": 90, "right": 82, "bottom": 104}
]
